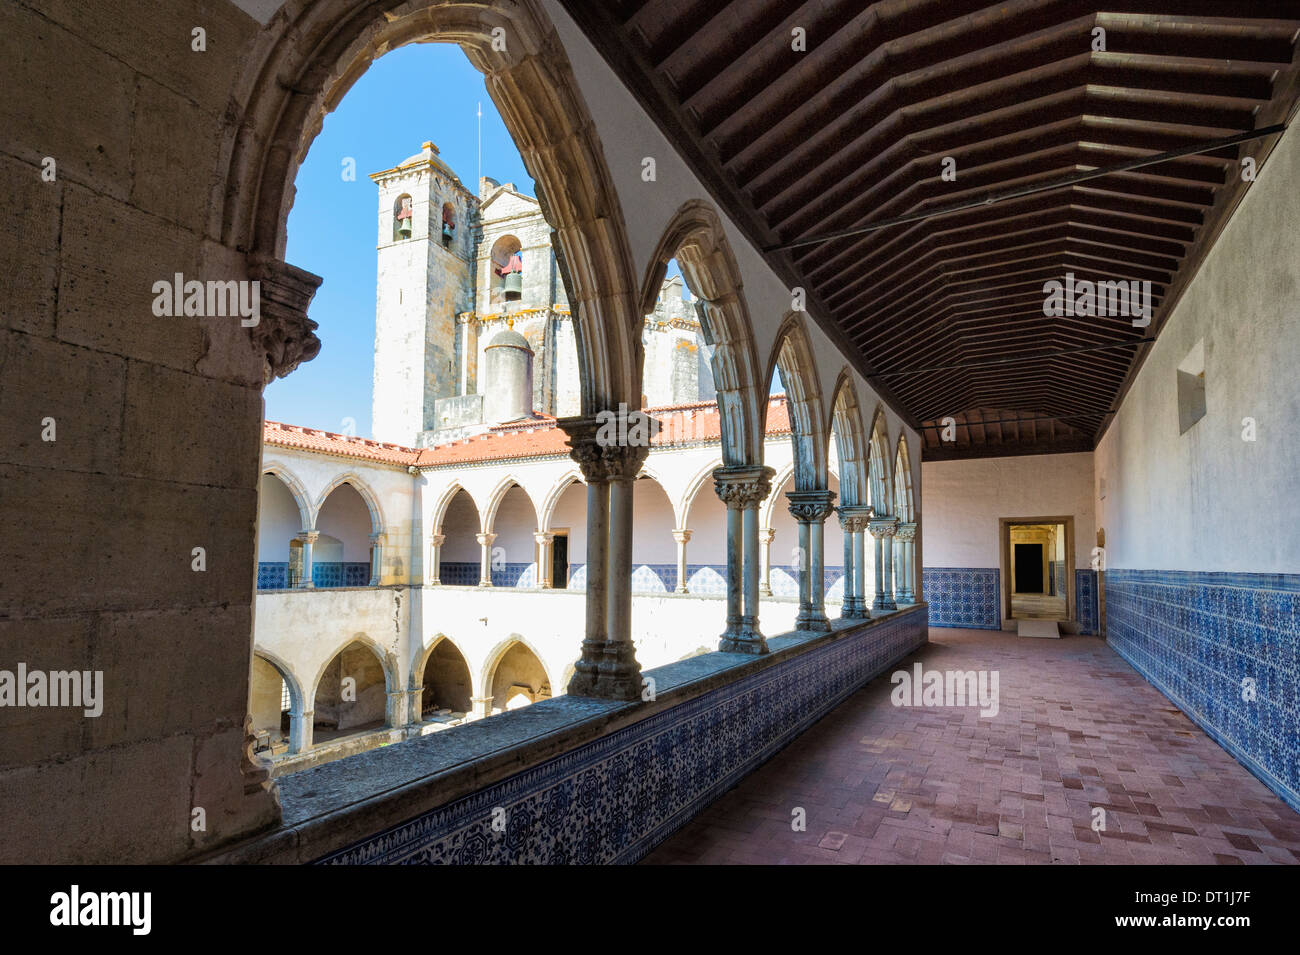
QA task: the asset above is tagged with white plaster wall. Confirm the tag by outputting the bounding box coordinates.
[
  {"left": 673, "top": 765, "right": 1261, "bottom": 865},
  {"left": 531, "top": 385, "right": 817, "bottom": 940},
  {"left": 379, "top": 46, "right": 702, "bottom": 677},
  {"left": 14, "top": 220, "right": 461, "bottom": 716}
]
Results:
[
  {"left": 440, "top": 489, "right": 481, "bottom": 562},
  {"left": 921, "top": 453, "right": 1096, "bottom": 568},
  {"left": 1095, "top": 122, "right": 1300, "bottom": 573},
  {"left": 316, "top": 483, "right": 372, "bottom": 562},
  {"left": 492, "top": 485, "right": 539, "bottom": 563},
  {"left": 258, "top": 474, "right": 302, "bottom": 561}
]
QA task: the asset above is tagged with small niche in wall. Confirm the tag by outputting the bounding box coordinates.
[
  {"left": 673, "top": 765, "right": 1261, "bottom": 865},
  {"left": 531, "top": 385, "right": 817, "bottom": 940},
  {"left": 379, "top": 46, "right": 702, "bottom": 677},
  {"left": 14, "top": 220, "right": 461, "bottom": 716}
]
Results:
[{"left": 1176, "top": 339, "right": 1206, "bottom": 435}]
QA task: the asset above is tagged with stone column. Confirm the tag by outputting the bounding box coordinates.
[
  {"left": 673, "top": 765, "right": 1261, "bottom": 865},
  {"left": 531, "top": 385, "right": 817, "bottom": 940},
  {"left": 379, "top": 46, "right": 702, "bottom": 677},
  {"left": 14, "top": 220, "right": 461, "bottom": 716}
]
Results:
[
  {"left": 672, "top": 528, "right": 692, "bottom": 593},
  {"left": 869, "top": 517, "right": 899, "bottom": 611},
  {"left": 476, "top": 532, "right": 496, "bottom": 587},
  {"left": 534, "top": 531, "right": 554, "bottom": 588},
  {"left": 558, "top": 410, "right": 657, "bottom": 700},
  {"left": 837, "top": 508, "right": 856, "bottom": 618},
  {"left": 895, "top": 522, "right": 917, "bottom": 603},
  {"left": 385, "top": 689, "right": 406, "bottom": 728},
  {"left": 406, "top": 687, "right": 423, "bottom": 725},
  {"left": 758, "top": 527, "right": 775, "bottom": 596},
  {"left": 429, "top": 533, "right": 445, "bottom": 585},
  {"left": 714, "top": 465, "right": 775, "bottom": 654},
  {"left": 470, "top": 696, "right": 494, "bottom": 720},
  {"left": 288, "top": 706, "right": 313, "bottom": 753},
  {"left": 297, "top": 530, "right": 319, "bottom": 589},
  {"left": 368, "top": 532, "right": 385, "bottom": 587},
  {"left": 787, "top": 489, "right": 836, "bottom": 632}
]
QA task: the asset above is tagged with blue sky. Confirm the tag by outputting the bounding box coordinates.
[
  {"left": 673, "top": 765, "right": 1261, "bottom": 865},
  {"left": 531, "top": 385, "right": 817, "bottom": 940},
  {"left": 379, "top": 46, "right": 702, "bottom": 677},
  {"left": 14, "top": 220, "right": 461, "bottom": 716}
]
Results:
[{"left": 268, "top": 43, "right": 536, "bottom": 437}]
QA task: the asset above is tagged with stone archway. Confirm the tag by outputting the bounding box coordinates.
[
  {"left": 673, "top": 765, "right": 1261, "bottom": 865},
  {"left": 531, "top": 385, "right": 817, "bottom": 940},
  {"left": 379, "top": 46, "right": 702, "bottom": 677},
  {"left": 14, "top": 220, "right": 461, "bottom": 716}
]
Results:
[{"left": 223, "top": 0, "right": 641, "bottom": 411}]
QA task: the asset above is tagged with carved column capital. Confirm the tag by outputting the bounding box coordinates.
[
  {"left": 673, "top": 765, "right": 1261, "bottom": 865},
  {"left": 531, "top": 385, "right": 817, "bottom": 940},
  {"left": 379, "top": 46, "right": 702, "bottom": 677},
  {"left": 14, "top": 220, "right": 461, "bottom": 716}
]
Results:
[
  {"left": 297, "top": 530, "right": 320, "bottom": 545},
  {"left": 430, "top": 533, "right": 446, "bottom": 547},
  {"left": 868, "top": 517, "right": 900, "bottom": 539},
  {"left": 713, "top": 464, "right": 775, "bottom": 510},
  {"left": 557, "top": 410, "right": 660, "bottom": 483},
  {"left": 836, "top": 504, "right": 873, "bottom": 533},
  {"left": 534, "top": 531, "right": 555, "bottom": 545},
  {"left": 369, "top": 532, "right": 386, "bottom": 545},
  {"left": 895, "top": 521, "right": 917, "bottom": 542},
  {"left": 786, "top": 488, "right": 837, "bottom": 523},
  {"left": 672, "top": 528, "right": 692, "bottom": 544},
  {"left": 246, "top": 255, "right": 323, "bottom": 387},
  {"left": 476, "top": 532, "right": 497, "bottom": 547}
]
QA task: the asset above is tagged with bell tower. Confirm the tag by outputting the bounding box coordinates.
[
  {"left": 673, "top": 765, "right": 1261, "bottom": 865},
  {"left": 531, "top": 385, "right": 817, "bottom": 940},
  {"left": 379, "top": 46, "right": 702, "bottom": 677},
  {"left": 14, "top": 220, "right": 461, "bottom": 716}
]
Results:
[{"left": 369, "top": 142, "right": 477, "bottom": 445}]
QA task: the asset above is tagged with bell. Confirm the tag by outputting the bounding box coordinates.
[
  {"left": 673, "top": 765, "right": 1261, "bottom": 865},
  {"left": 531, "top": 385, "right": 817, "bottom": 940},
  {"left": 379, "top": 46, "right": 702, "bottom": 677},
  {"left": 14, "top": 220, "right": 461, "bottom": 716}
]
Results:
[
  {"left": 442, "top": 222, "right": 455, "bottom": 240},
  {"left": 503, "top": 272, "right": 523, "bottom": 296},
  {"left": 397, "top": 218, "right": 412, "bottom": 239}
]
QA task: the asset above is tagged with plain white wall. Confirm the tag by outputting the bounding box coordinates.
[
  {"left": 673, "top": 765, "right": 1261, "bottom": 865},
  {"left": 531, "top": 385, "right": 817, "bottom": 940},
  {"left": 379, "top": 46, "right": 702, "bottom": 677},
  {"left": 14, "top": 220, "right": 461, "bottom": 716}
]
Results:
[
  {"left": 1095, "top": 121, "right": 1300, "bottom": 574},
  {"left": 921, "top": 452, "right": 1096, "bottom": 568}
]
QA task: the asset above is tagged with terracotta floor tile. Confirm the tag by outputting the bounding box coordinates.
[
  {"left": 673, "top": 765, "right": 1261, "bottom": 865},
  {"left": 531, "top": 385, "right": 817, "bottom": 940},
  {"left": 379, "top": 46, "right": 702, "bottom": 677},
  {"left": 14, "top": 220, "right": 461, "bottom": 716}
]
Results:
[{"left": 642, "top": 629, "right": 1300, "bottom": 866}]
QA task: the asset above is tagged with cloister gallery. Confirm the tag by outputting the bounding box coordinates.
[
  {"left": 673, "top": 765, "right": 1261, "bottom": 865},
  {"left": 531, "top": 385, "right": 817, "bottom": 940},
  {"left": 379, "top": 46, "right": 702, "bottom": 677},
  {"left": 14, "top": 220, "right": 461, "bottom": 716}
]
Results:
[{"left": 2, "top": 0, "right": 1300, "bottom": 870}]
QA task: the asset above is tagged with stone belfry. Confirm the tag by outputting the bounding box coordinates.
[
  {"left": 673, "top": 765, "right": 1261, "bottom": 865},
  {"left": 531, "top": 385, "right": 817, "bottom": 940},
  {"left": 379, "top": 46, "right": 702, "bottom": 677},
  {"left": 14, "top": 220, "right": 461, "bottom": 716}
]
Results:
[{"left": 369, "top": 142, "right": 478, "bottom": 445}]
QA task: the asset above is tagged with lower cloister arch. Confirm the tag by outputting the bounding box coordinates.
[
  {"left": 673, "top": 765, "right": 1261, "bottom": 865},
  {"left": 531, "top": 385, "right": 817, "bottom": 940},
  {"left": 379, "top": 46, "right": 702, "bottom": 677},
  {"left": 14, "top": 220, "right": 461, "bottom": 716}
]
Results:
[
  {"left": 308, "top": 635, "right": 400, "bottom": 748},
  {"left": 413, "top": 636, "right": 473, "bottom": 720},
  {"left": 479, "top": 637, "right": 557, "bottom": 715},
  {"left": 249, "top": 650, "right": 305, "bottom": 754},
  {"left": 224, "top": 0, "right": 641, "bottom": 411}
]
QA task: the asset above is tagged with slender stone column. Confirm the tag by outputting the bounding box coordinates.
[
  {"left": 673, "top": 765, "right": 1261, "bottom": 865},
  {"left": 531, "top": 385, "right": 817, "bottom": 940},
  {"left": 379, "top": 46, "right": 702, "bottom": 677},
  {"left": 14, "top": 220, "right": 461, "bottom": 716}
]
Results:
[
  {"left": 853, "top": 517, "right": 869, "bottom": 616},
  {"left": 369, "top": 532, "right": 385, "bottom": 586},
  {"left": 837, "top": 506, "right": 872, "bottom": 618},
  {"left": 297, "top": 530, "right": 319, "bottom": 589},
  {"left": 558, "top": 410, "right": 657, "bottom": 700},
  {"left": 869, "top": 517, "right": 899, "bottom": 611},
  {"left": 429, "top": 533, "right": 445, "bottom": 585},
  {"left": 534, "top": 531, "right": 554, "bottom": 588},
  {"left": 385, "top": 689, "right": 406, "bottom": 728},
  {"left": 288, "top": 706, "right": 313, "bottom": 753},
  {"left": 470, "top": 695, "right": 494, "bottom": 720},
  {"left": 838, "top": 508, "right": 855, "bottom": 618},
  {"left": 895, "top": 522, "right": 917, "bottom": 603},
  {"left": 787, "top": 489, "right": 836, "bottom": 632},
  {"left": 758, "top": 527, "right": 775, "bottom": 596},
  {"left": 406, "top": 687, "right": 423, "bottom": 725},
  {"left": 721, "top": 500, "right": 743, "bottom": 641},
  {"left": 714, "top": 464, "right": 775, "bottom": 653},
  {"left": 672, "top": 528, "right": 692, "bottom": 593},
  {"left": 476, "top": 532, "right": 496, "bottom": 587}
]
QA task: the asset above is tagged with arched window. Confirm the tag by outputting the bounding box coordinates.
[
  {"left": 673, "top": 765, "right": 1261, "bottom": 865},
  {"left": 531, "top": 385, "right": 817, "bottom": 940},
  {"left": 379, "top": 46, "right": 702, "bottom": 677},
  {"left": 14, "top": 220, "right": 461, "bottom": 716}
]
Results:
[
  {"left": 393, "top": 193, "right": 414, "bottom": 240},
  {"left": 491, "top": 235, "right": 523, "bottom": 302},
  {"left": 441, "top": 202, "right": 456, "bottom": 248}
]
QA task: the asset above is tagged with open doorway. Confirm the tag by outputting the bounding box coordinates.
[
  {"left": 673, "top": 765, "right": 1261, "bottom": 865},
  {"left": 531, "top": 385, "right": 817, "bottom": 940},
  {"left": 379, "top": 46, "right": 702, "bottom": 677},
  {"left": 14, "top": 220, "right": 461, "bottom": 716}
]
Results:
[{"left": 1000, "top": 517, "right": 1073, "bottom": 624}]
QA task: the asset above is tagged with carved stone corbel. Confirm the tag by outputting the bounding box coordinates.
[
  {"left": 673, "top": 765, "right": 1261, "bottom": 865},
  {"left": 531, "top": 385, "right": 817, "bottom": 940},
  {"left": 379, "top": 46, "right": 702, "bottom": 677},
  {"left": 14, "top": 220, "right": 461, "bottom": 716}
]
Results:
[{"left": 247, "top": 254, "right": 323, "bottom": 387}]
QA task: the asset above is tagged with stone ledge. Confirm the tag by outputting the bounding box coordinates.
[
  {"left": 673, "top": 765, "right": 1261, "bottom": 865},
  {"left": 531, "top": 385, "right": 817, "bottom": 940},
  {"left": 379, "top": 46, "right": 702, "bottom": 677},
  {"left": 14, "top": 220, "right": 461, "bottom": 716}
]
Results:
[{"left": 199, "top": 604, "right": 927, "bottom": 864}]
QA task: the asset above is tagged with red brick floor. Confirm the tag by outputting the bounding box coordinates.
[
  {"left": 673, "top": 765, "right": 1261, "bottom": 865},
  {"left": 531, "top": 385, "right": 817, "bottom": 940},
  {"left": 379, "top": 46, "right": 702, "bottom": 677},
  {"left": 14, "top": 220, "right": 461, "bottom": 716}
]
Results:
[{"left": 643, "top": 628, "right": 1300, "bottom": 865}]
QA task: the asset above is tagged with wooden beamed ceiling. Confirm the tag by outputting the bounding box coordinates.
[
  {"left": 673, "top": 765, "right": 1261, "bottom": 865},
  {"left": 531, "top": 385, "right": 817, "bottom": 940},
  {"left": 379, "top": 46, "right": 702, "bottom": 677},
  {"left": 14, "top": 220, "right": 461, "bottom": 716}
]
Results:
[{"left": 559, "top": 0, "right": 1300, "bottom": 458}]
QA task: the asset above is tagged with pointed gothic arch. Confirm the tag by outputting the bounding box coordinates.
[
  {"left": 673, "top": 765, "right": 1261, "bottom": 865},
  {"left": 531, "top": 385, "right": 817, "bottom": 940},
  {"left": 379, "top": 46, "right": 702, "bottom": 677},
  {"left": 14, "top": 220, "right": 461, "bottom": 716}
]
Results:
[
  {"left": 539, "top": 469, "right": 584, "bottom": 532},
  {"left": 224, "top": 0, "right": 640, "bottom": 411},
  {"left": 261, "top": 465, "right": 313, "bottom": 530},
  {"left": 483, "top": 475, "right": 541, "bottom": 534},
  {"left": 640, "top": 200, "right": 764, "bottom": 468},
  {"left": 867, "top": 406, "right": 893, "bottom": 516},
  {"left": 828, "top": 370, "right": 869, "bottom": 508},
  {"left": 314, "top": 473, "right": 385, "bottom": 536},
  {"left": 432, "top": 482, "right": 479, "bottom": 535},
  {"left": 893, "top": 434, "right": 915, "bottom": 522},
  {"left": 764, "top": 313, "right": 828, "bottom": 492}
]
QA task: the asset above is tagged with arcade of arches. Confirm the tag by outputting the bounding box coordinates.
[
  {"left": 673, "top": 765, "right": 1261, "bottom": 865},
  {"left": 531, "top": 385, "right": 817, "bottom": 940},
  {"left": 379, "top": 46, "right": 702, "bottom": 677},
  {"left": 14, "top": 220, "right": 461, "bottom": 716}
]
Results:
[{"left": 4, "top": 0, "right": 1299, "bottom": 866}]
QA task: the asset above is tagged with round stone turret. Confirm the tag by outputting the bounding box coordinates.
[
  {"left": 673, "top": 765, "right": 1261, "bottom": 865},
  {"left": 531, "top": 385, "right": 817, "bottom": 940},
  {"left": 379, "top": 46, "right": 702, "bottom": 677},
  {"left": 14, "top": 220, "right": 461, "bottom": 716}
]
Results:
[{"left": 483, "top": 325, "right": 534, "bottom": 424}]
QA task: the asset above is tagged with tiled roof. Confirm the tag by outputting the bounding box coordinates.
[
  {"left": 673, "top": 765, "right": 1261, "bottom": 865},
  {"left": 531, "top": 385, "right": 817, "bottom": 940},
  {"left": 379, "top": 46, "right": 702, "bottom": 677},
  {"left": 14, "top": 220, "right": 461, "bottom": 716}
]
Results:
[{"left": 264, "top": 395, "right": 791, "bottom": 470}]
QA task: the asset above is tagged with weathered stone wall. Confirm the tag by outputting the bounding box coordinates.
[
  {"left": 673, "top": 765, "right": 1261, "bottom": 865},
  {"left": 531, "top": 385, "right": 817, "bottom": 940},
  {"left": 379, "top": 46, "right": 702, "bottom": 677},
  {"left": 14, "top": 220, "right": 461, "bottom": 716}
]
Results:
[{"left": 0, "top": 0, "right": 278, "bottom": 864}]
